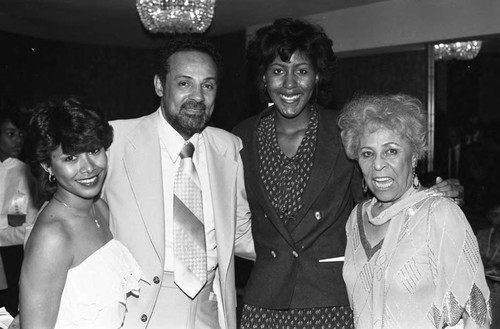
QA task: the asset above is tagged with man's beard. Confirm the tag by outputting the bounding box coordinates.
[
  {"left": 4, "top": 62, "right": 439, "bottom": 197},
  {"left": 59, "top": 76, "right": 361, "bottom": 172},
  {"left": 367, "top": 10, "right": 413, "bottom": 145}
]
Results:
[{"left": 166, "top": 99, "right": 210, "bottom": 138}]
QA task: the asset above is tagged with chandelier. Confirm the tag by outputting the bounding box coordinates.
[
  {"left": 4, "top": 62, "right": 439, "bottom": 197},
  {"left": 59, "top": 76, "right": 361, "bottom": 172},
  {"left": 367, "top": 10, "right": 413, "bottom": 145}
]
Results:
[
  {"left": 136, "top": 0, "right": 216, "bottom": 34},
  {"left": 433, "top": 40, "right": 482, "bottom": 60}
]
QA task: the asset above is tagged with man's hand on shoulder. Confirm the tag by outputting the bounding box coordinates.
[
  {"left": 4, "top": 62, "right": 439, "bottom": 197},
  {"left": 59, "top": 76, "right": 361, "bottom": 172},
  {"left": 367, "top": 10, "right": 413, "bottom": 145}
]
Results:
[{"left": 427, "top": 177, "right": 464, "bottom": 207}]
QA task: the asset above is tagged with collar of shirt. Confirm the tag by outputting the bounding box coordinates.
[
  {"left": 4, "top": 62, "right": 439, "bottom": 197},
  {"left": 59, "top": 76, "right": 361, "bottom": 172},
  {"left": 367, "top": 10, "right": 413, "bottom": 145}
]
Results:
[
  {"left": 156, "top": 107, "right": 200, "bottom": 165},
  {"left": 0, "top": 157, "right": 21, "bottom": 170}
]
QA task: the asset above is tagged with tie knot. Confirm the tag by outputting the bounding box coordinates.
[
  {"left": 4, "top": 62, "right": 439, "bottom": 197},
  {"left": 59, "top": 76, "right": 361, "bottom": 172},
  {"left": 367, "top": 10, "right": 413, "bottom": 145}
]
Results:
[{"left": 180, "top": 142, "right": 195, "bottom": 159}]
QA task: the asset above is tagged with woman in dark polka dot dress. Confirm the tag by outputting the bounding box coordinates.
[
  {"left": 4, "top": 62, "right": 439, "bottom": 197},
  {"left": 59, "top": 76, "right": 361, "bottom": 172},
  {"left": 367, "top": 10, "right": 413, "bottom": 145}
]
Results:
[{"left": 233, "top": 18, "right": 363, "bottom": 329}]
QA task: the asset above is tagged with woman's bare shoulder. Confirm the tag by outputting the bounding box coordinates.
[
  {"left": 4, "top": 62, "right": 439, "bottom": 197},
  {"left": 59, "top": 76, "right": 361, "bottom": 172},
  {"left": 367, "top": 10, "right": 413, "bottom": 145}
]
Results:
[{"left": 26, "top": 203, "right": 73, "bottom": 253}]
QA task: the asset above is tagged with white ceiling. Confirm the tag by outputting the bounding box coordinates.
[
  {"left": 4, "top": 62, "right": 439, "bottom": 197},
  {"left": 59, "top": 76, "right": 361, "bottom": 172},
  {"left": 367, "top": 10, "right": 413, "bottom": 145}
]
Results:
[{"left": 0, "top": 0, "right": 384, "bottom": 48}]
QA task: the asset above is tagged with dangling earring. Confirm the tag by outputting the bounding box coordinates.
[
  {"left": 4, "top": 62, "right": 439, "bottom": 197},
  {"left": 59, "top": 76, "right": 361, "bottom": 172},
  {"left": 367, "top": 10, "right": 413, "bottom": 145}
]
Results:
[
  {"left": 48, "top": 173, "right": 55, "bottom": 183},
  {"left": 264, "top": 82, "right": 267, "bottom": 89},
  {"left": 412, "top": 167, "right": 420, "bottom": 190},
  {"left": 312, "top": 81, "right": 319, "bottom": 104},
  {"left": 362, "top": 178, "right": 368, "bottom": 194}
]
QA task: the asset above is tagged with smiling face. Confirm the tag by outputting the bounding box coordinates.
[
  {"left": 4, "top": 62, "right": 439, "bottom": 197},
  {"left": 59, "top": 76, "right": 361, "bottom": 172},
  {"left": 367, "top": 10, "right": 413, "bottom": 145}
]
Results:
[
  {"left": 358, "top": 128, "right": 416, "bottom": 208},
  {"left": 264, "top": 51, "right": 318, "bottom": 119},
  {"left": 0, "top": 120, "right": 24, "bottom": 161},
  {"left": 154, "top": 50, "right": 218, "bottom": 140},
  {"left": 44, "top": 146, "right": 107, "bottom": 203}
]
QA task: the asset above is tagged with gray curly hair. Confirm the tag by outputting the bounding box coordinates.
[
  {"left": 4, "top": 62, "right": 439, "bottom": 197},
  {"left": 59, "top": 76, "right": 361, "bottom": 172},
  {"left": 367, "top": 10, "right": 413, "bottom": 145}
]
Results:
[{"left": 337, "top": 94, "right": 428, "bottom": 160}]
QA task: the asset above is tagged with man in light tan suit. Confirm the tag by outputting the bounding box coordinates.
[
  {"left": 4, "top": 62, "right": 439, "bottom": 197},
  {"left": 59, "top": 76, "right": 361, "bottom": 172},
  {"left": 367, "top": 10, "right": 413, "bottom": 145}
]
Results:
[{"left": 102, "top": 36, "right": 255, "bottom": 329}]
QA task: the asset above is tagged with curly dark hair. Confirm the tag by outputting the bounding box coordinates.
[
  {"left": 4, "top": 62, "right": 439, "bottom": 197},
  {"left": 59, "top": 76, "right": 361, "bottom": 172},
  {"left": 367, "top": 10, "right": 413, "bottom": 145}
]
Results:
[
  {"left": 26, "top": 97, "right": 113, "bottom": 197},
  {"left": 0, "top": 97, "right": 26, "bottom": 131},
  {"left": 156, "top": 34, "right": 223, "bottom": 87},
  {"left": 246, "top": 18, "right": 337, "bottom": 105}
]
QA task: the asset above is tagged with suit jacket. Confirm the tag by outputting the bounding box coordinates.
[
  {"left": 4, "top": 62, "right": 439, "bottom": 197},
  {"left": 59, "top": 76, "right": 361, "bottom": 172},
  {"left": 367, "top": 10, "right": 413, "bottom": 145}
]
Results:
[
  {"left": 232, "top": 105, "right": 364, "bottom": 309},
  {"left": 103, "top": 112, "right": 255, "bottom": 329}
]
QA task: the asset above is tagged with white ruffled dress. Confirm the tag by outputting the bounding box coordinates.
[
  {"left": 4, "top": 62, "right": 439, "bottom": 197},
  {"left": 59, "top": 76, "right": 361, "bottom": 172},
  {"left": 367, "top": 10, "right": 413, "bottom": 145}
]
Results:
[{"left": 53, "top": 239, "right": 143, "bottom": 329}]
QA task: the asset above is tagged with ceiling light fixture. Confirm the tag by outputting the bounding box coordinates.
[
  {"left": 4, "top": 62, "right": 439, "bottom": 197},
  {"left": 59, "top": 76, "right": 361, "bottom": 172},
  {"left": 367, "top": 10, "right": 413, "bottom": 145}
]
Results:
[
  {"left": 433, "top": 40, "right": 482, "bottom": 60},
  {"left": 136, "top": 0, "right": 216, "bottom": 34}
]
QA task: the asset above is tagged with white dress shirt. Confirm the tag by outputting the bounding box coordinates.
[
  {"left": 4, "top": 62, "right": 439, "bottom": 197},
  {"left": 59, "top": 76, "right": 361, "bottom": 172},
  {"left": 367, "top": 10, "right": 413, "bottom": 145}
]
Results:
[
  {"left": 0, "top": 157, "right": 37, "bottom": 246},
  {"left": 156, "top": 109, "right": 217, "bottom": 272}
]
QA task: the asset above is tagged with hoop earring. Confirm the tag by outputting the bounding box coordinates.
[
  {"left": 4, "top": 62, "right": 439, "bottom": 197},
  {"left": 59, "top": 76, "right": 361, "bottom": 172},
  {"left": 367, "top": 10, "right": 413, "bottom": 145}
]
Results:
[
  {"left": 49, "top": 173, "right": 55, "bottom": 183},
  {"left": 412, "top": 167, "right": 420, "bottom": 189},
  {"left": 362, "top": 178, "right": 368, "bottom": 194}
]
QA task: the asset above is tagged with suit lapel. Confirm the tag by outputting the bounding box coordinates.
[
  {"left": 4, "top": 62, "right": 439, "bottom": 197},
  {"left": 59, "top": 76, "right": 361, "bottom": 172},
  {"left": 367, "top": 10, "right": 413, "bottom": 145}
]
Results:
[
  {"left": 288, "top": 107, "right": 341, "bottom": 233},
  {"left": 241, "top": 109, "right": 297, "bottom": 249},
  {"left": 204, "top": 131, "right": 236, "bottom": 281},
  {"left": 122, "top": 115, "right": 165, "bottom": 261}
]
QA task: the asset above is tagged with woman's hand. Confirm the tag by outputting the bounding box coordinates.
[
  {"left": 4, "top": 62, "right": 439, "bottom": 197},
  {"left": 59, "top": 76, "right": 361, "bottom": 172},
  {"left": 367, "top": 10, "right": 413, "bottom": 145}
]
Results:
[{"left": 427, "top": 177, "right": 465, "bottom": 207}]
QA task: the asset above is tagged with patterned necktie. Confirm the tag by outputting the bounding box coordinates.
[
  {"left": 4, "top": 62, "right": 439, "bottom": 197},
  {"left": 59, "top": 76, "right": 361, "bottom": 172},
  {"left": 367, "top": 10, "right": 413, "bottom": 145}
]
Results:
[{"left": 173, "top": 142, "right": 207, "bottom": 298}]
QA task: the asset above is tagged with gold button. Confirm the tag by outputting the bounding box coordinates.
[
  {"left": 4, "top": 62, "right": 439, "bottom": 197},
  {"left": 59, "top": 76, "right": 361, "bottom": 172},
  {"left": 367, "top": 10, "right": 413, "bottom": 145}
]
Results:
[
  {"left": 271, "top": 250, "right": 277, "bottom": 258},
  {"left": 141, "top": 314, "right": 148, "bottom": 322},
  {"left": 153, "top": 276, "right": 160, "bottom": 284},
  {"left": 315, "top": 211, "right": 321, "bottom": 220},
  {"left": 292, "top": 251, "right": 299, "bottom": 258}
]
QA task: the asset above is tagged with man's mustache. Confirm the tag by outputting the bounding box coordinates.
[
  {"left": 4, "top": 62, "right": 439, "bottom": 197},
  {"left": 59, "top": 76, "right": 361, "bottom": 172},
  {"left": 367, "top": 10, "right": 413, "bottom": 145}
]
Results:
[{"left": 181, "top": 99, "right": 206, "bottom": 111}]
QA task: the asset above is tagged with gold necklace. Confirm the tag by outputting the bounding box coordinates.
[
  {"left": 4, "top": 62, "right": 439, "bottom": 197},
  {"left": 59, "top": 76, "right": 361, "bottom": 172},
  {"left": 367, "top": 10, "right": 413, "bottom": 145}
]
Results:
[{"left": 52, "top": 196, "right": 101, "bottom": 228}]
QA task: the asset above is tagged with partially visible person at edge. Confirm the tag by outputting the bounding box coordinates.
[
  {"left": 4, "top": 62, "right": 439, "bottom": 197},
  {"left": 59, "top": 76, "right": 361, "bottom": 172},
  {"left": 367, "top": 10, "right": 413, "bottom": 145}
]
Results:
[
  {"left": 101, "top": 35, "right": 254, "bottom": 329},
  {"left": 19, "top": 98, "right": 143, "bottom": 329},
  {"left": 476, "top": 174, "right": 500, "bottom": 329},
  {"left": 338, "top": 94, "right": 490, "bottom": 328},
  {"left": 232, "top": 18, "right": 465, "bottom": 328},
  {"left": 0, "top": 100, "right": 38, "bottom": 317}
]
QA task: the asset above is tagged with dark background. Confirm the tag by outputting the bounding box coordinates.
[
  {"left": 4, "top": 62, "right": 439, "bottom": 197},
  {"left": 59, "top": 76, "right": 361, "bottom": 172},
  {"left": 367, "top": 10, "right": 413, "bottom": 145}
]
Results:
[{"left": 0, "top": 30, "right": 428, "bottom": 129}]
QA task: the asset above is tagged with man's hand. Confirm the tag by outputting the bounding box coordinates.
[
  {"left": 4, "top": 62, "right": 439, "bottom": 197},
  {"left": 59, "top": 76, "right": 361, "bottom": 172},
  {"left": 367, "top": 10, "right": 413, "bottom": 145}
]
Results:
[{"left": 427, "top": 177, "right": 464, "bottom": 207}]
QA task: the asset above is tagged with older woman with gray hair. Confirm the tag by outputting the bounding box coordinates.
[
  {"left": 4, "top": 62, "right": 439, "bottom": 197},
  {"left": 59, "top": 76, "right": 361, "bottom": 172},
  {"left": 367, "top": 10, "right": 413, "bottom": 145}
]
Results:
[{"left": 338, "top": 94, "right": 491, "bottom": 328}]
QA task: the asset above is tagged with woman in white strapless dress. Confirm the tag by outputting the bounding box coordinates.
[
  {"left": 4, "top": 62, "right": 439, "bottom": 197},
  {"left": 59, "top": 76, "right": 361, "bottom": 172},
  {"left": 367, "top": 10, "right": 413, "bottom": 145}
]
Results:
[{"left": 18, "top": 98, "right": 143, "bottom": 329}]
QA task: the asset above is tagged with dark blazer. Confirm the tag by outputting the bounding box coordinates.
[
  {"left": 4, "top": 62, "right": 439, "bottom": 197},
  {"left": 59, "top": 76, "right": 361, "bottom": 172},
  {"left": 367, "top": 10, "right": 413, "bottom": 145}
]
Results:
[{"left": 233, "top": 105, "right": 364, "bottom": 309}]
